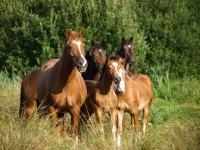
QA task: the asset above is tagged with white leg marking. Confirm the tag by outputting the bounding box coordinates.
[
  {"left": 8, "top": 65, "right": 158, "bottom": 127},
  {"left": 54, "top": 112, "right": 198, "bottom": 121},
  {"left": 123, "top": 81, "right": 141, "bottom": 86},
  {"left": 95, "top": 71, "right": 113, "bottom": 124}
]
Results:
[
  {"left": 112, "top": 125, "right": 116, "bottom": 141},
  {"left": 143, "top": 124, "right": 146, "bottom": 135},
  {"left": 117, "top": 134, "right": 121, "bottom": 147}
]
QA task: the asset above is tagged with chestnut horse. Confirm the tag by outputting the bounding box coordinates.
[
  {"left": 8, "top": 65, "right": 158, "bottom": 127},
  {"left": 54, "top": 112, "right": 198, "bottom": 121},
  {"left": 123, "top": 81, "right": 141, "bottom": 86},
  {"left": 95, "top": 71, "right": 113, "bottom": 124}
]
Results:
[
  {"left": 116, "top": 68, "right": 153, "bottom": 147},
  {"left": 80, "top": 55, "right": 126, "bottom": 142},
  {"left": 116, "top": 37, "right": 136, "bottom": 76},
  {"left": 82, "top": 40, "right": 106, "bottom": 81},
  {"left": 37, "top": 28, "right": 87, "bottom": 140},
  {"left": 19, "top": 59, "right": 59, "bottom": 120}
]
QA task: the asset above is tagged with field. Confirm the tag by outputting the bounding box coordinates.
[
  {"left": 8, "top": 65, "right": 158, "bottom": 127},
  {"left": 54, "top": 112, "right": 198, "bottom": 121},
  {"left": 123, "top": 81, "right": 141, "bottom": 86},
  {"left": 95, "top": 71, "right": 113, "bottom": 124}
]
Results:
[{"left": 0, "top": 71, "right": 200, "bottom": 150}]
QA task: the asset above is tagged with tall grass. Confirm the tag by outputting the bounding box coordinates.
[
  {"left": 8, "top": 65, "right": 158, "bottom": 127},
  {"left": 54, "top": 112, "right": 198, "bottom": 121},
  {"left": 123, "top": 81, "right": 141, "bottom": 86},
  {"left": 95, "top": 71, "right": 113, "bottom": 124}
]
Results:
[{"left": 0, "top": 71, "right": 200, "bottom": 150}]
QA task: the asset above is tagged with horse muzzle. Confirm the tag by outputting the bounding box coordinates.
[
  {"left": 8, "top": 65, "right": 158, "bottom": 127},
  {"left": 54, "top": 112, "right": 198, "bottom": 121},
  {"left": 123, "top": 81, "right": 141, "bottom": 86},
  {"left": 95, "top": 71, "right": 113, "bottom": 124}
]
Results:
[
  {"left": 76, "top": 59, "right": 88, "bottom": 73},
  {"left": 128, "top": 59, "right": 136, "bottom": 66}
]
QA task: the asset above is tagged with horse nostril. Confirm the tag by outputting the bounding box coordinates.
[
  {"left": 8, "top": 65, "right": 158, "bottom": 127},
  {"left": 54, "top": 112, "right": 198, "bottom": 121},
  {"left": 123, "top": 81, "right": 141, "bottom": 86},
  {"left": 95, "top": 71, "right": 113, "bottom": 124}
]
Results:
[
  {"left": 130, "top": 59, "right": 136, "bottom": 65},
  {"left": 78, "top": 60, "right": 83, "bottom": 67},
  {"left": 113, "top": 76, "right": 121, "bottom": 85}
]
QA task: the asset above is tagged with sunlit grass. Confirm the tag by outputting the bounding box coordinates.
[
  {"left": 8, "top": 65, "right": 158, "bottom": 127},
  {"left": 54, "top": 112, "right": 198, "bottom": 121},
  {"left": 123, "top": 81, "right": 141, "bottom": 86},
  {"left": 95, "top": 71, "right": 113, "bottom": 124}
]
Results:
[{"left": 0, "top": 71, "right": 200, "bottom": 150}]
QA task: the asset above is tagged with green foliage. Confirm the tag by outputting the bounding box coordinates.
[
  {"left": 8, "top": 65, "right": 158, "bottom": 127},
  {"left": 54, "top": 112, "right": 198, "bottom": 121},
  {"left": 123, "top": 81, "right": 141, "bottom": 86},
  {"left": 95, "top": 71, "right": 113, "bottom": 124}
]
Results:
[
  {"left": 0, "top": 0, "right": 199, "bottom": 78},
  {"left": 135, "top": 0, "right": 200, "bottom": 78},
  {"left": 0, "top": 0, "right": 148, "bottom": 76}
]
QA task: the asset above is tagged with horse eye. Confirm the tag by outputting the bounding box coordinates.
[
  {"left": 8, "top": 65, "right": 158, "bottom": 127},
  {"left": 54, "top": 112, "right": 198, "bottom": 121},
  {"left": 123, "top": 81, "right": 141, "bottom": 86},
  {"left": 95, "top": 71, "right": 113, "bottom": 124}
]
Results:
[{"left": 68, "top": 45, "right": 72, "bottom": 49}]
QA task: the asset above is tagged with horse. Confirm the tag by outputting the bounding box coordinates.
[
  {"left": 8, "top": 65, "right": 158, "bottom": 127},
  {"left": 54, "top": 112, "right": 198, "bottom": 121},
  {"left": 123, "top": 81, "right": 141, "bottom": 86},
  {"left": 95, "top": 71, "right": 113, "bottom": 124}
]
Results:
[
  {"left": 37, "top": 28, "right": 87, "bottom": 141},
  {"left": 80, "top": 55, "right": 126, "bottom": 142},
  {"left": 19, "top": 59, "right": 59, "bottom": 120},
  {"left": 116, "top": 59, "right": 153, "bottom": 147},
  {"left": 116, "top": 37, "right": 136, "bottom": 76},
  {"left": 82, "top": 40, "right": 106, "bottom": 81}
]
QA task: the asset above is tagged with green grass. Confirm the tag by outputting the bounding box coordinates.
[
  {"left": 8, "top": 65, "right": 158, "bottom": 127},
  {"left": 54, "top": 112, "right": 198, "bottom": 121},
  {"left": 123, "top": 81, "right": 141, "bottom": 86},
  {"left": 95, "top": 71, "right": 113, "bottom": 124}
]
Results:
[{"left": 0, "top": 71, "right": 200, "bottom": 150}]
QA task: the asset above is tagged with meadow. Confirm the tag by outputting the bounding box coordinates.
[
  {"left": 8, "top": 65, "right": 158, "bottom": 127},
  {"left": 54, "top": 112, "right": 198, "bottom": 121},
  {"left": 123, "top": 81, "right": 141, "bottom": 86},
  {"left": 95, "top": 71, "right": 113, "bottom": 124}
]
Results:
[{"left": 0, "top": 70, "right": 199, "bottom": 150}]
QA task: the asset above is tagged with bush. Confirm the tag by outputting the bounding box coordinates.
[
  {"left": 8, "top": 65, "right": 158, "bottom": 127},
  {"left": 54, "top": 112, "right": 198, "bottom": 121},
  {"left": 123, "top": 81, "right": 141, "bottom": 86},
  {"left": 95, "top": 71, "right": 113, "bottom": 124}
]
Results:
[{"left": 0, "top": 0, "right": 148, "bottom": 76}]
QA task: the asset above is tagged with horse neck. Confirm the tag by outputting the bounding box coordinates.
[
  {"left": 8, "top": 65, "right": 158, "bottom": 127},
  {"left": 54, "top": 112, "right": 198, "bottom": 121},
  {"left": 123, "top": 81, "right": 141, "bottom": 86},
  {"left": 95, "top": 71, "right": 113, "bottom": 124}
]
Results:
[
  {"left": 83, "top": 52, "right": 98, "bottom": 80},
  {"left": 99, "top": 70, "right": 114, "bottom": 93},
  {"left": 56, "top": 53, "right": 77, "bottom": 82},
  {"left": 125, "top": 62, "right": 130, "bottom": 72},
  {"left": 116, "top": 44, "right": 130, "bottom": 71}
]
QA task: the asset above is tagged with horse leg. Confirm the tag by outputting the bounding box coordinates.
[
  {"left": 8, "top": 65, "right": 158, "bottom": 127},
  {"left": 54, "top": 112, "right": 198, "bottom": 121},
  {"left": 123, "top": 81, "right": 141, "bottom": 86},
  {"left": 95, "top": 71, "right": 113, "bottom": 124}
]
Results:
[
  {"left": 26, "top": 99, "right": 37, "bottom": 120},
  {"left": 117, "top": 109, "right": 124, "bottom": 147},
  {"left": 95, "top": 108, "right": 104, "bottom": 137},
  {"left": 49, "top": 106, "right": 63, "bottom": 136},
  {"left": 79, "top": 100, "right": 94, "bottom": 126},
  {"left": 142, "top": 105, "right": 151, "bottom": 135},
  {"left": 69, "top": 106, "right": 81, "bottom": 144},
  {"left": 110, "top": 109, "right": 117, "bottom": 142},
  {"left": 19, "top": 98, "right": 36, "bottom": 121},
  {"left": 132, "top": 109, "right": 140, "bottom": 143}
]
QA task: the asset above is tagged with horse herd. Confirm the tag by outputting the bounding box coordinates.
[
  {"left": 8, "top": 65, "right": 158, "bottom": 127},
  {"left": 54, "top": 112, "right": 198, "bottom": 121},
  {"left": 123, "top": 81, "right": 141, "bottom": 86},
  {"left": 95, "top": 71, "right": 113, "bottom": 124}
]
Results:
[{"left": 19, "top": 28, "right": 153, "bottom": 147}]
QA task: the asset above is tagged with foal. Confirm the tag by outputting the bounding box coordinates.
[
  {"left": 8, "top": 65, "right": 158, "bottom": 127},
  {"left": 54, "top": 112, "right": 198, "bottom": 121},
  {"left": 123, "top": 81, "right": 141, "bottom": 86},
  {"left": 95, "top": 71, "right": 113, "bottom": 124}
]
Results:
[
  {"left": 116, "top": 66, "right": 153, "bottom": 146},
  {"left": 82, "top": 40, "right": 106, "bottom": 81},
  {"left": 80, "top": 55, "right": 126, "bottom": 141},
  {"left": 37, "top": 28, "right": 87, "bottom": 140}
]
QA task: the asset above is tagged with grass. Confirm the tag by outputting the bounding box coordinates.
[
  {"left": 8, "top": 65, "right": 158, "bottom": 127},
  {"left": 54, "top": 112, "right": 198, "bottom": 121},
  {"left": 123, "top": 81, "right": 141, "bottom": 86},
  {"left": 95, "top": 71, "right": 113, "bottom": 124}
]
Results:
[{"left": 0, "top": 70, "right": 200, "bottom": 150}]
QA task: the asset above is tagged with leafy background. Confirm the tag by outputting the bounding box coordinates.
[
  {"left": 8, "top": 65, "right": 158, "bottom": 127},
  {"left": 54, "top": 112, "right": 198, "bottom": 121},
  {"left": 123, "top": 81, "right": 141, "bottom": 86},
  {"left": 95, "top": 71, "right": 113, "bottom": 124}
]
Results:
[{"left": 0, "top": 0, "right": 199, "bottom": 79}]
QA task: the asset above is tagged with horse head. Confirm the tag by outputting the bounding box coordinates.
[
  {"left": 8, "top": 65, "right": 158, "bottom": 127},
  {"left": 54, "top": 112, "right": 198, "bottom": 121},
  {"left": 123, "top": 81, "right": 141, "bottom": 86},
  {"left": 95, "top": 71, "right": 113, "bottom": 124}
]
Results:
[
  {"left": 65, "top": 28, "right": 88, "bottom": 73},
  {"left": 89, "top": 40, "right": 106, "bottom": 76},
  {"left": 106, "top": 55, "right": 126, "bottom": 93},
  {"left": 120, "top": 37, "right": 136, "bottom": 66}
]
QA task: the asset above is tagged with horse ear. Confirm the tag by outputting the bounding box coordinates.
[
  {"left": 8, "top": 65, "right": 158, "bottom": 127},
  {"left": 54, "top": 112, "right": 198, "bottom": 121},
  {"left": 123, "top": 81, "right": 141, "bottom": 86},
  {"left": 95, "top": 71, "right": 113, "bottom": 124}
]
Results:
[
  {"left": 119, "top": 57, "right": 126, "bottom": 66},
  {"left": 122, "top": 37, "right": 125, "bottom": 43},
  {"left": 91, "top": 40, "right": 95, "bottom": 46},
  {"left": 101, "top": 40, "right": 106, "bottom": 49},
  {"left": 107, "top": 54, "right": 111, "bottom": 61},
  {"left": 89, "top": 48, "right": 93, "bottom": 56},
  {"left": 66, "top": 29, "right": 71, "bottom": 38},
  {"left": 130, "top": 36, "right": 133, "bottom": 42},
  {"left": 79, "top": 28, "right": 84, "bottom": 37}
]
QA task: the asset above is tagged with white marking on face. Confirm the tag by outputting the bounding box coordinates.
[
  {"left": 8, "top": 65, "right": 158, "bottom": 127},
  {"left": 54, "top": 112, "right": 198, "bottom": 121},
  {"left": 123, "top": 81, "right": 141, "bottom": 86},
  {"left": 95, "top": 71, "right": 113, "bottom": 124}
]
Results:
[
  {"left": 128, "top": 44, "right": 131, "bottom": 48},
  {"left": 112, "top": 62, "right": 125, "bottom": 92},
  {"left": 72, "top": 40, "right": 87, "bottom": 66},
  {"left": 99, "top": 49, "right": 102, "bottom": 52},
  {"left": 118, "top": 68, "right": 125, "bottom": 92}
]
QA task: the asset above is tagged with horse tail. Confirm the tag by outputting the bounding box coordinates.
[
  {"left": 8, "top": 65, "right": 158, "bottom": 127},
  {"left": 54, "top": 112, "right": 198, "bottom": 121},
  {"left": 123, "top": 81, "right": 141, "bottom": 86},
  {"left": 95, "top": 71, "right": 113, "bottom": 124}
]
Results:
[{"left": 19, "top": 76, "right": 25, "bottom": 118}]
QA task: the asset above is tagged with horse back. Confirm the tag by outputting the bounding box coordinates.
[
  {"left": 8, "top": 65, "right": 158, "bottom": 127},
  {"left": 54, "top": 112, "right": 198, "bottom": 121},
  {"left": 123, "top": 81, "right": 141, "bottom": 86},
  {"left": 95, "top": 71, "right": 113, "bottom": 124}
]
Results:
[
  {"left": 37, "top": 68, "right": 52, "bottom": 104},
  {"left": 134, "top": 75, "right": 153, "bottom": 105},
  {"left": 40, "top": 59, "right": 59, "bottom": 73}
]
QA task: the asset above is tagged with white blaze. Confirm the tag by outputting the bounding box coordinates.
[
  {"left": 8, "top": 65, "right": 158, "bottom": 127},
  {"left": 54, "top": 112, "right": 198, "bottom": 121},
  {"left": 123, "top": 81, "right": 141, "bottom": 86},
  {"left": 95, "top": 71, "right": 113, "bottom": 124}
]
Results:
[
  {"left": 112, "top": 62, "right": 125, "bottom": 92},
  {"left": 72, "top": 40, "right": 87, "bottom": 66}
]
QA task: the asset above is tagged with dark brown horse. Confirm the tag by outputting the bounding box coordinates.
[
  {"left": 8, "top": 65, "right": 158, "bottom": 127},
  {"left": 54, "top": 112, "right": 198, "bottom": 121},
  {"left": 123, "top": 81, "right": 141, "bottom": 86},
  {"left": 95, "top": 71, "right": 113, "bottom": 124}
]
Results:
[
  {"left": 116, "top": 59, "right": 153, "bottom": 146},
  {"left": 37, "top": 28, "right": 87, "bottom": 141},
  {"left": 80, "top": 55, "right": 126, "bottom": 142},
  {"left": 82, "top": 40, "right": 106, "bottom": 81},
  {"left": 19, "top": 59, "right": 59, "bottom": 120},
  {"left": 116, "top": 37, "right": 136, "bottom": 76}
]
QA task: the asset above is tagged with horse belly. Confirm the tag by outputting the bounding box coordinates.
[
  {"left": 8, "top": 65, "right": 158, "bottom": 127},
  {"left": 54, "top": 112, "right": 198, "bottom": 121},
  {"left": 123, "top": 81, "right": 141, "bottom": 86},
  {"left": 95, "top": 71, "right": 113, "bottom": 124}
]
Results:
[{"left": 138, "top": 99, "right": 149, "bottom": 111}]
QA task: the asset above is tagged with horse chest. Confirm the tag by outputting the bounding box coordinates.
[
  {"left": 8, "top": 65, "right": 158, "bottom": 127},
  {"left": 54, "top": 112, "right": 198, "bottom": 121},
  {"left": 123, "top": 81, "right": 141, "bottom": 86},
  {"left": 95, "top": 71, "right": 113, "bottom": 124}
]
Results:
[
  {"left": 50, "top": 87, "right": 84, "bottom": 109},
  {"left": 95, "top": 91, "right": 118, "bottom": 109}
]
